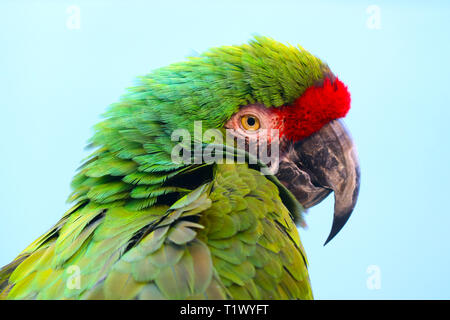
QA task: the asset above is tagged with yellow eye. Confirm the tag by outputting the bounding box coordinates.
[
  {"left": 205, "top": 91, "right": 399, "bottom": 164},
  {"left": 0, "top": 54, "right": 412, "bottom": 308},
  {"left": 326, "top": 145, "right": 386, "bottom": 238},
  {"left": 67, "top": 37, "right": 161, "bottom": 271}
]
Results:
[{"left": 241, "top": 114, "right": 260, "bottom": 131}]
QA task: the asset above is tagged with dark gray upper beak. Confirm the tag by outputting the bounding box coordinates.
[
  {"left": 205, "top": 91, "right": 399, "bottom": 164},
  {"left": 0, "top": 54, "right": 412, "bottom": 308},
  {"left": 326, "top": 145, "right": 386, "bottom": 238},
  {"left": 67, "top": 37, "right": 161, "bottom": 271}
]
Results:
[{"left": 277, "top": 119, "right": 360, "bottom": 245}]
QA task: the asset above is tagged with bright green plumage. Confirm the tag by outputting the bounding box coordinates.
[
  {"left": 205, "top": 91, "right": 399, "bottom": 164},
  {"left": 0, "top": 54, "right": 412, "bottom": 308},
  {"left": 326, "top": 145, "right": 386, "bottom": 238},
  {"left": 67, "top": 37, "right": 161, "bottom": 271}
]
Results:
[{"left": 0, "top": 36, "right": 329, "bottom": 300}]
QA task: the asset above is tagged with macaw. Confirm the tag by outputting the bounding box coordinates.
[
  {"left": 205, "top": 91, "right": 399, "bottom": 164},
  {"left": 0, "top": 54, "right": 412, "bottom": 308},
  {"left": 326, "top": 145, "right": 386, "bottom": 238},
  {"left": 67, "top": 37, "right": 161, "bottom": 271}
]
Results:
[{"left": 0, "top": 36, "right": 360, "bottom": 300}]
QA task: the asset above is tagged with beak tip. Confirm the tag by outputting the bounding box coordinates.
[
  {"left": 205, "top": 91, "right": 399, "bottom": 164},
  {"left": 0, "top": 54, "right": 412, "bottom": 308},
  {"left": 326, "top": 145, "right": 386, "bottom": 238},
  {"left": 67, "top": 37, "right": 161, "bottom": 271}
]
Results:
[{"left": 323, "top": 210, "right": 353, "bottom": 246}]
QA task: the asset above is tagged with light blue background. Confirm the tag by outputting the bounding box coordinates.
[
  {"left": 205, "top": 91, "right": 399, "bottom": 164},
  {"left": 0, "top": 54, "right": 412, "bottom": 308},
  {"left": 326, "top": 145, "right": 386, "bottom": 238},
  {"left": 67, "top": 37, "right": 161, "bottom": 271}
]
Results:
[{"left": 1, "top": 0, "right": 449, "bottom": 299}]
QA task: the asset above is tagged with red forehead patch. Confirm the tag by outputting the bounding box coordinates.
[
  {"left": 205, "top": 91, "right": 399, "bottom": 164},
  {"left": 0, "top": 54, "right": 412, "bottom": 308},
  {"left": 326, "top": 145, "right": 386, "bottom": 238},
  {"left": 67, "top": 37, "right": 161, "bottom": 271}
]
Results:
[{"left": 273, "top": 77, "right": 351, "bottom": 141}]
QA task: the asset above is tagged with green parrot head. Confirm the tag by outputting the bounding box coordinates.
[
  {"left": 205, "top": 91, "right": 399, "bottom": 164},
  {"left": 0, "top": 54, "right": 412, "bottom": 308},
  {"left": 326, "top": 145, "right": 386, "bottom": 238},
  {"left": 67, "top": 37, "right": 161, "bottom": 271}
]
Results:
[{"left": 72, "top": 36, "right": 360, "bottom": 245}]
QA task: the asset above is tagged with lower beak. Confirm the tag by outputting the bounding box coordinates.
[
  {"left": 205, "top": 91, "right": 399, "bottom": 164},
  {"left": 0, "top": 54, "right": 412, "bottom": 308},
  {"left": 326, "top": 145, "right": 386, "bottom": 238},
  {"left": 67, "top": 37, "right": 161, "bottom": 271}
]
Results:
[{"left": 277, "top": 119, "right": 360, "bottom": 245}]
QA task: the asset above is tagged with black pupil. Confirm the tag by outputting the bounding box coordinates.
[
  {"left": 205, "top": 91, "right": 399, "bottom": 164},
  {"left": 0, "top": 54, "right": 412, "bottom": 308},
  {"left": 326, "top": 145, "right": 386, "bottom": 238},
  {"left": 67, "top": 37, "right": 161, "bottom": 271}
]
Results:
[{"left": 247, "top": 117, "right": 256, "bottom": 126}]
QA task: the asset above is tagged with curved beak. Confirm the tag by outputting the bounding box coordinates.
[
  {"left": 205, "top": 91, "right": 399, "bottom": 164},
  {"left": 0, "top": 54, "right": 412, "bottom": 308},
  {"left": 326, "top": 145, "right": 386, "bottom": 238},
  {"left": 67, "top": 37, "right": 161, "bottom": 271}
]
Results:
[{"left": 277, "top": 119, "right": 360, "bottom": 245}]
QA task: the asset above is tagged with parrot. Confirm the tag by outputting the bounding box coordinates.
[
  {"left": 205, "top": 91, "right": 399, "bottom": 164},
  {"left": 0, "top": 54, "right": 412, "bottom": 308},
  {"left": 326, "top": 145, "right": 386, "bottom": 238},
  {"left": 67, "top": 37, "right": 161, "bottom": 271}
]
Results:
[{"left": 0, "top": 36, "right": 360, "bottom": 300}]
